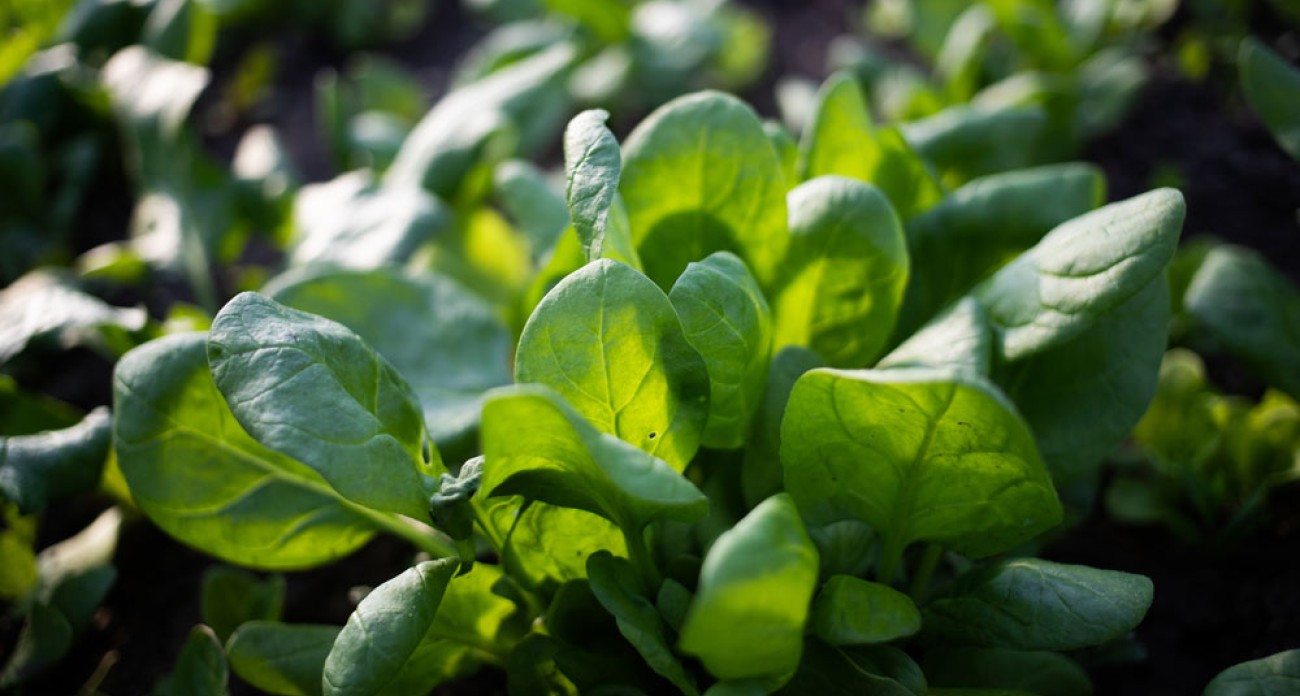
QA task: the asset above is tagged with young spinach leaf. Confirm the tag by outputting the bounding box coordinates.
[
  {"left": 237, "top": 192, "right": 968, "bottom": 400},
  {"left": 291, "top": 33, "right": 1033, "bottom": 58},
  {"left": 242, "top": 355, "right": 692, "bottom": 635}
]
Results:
[
  {"left": 0, "top": 407, "right": 110, "bottom": 514},
  {"left": 809, "top": 575, "right": 921, "bottom": 646},
  {"left": 564, "top": 109, "right": 622, "bottom": 262},
  {"left": 227, "top": 622, "right": 341, "bottom": 696},
  {"left": 1240, "top": 37, "right": 1300, "bottom": 161}
]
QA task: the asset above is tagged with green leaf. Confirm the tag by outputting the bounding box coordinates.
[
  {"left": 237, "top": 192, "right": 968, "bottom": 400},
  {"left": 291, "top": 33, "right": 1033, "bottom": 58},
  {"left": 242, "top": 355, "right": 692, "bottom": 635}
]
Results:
[
  {"left": 289, "top": 171, "right": 449, "bottom": 269},
  {"left": 898, "top": 163, "right": 1105, "bottom": 337},
  {"left": 154, "top": 626, "right": 228, "bottom": 696},
  {"left": 1204, "top": 648, "right": 1300, "bottom": 696},
  {"left": 501, "top": 502, "right": 627, "bottom": 592},
  {"left": 1240, "top": 38, "right": 1300, "bottom": 160},
  {"left": 494, "top": 159, "right": 569, "bottom": 260},
  {"left": 143, "top": 0, "right": 217, "bottom": 65},
  {"left": 0, "top": 270, "right": 146, "bottom": 364},
  {"left": 920, "top": 558, "right": 1153, "bottom": 651},
  {"left": 266, "top": 267, "right": 512, "bottom": 447},
  {"left": 923, "top": 647, "right": 1091, "bottom": 696},
  {"left": 996, "top": 280, "right": 1170, "bottom": 498},
  {"left": 480, "top": 384, "right": 708, "bottom": 535},
  {"left": 879, "top": 298, "right": 992, "bottom": 376},
  {"left": 208, "top": 293, "right": 438, "bottom": 519},
  {"left": 200, "top": 567, "right": 285, "bottom": 644},
  {"left": 385, "top": 44, "right": 575, "bottom": 198},
  {"left": 227, "top": 622, "right": 340, "bottom": 696},
  {"left": 974, "top": 188, "right": 1184, "bottom": 361},
  {"left": 114, "top": 333, "right": 379, "bottom": 569},
  {"left": 0, "top": 509, "right": 37, "bottom": 600},
  {"left": 322, "top": 559, "right": 458, "bottom": 696},
  {"left": 515, "top": 259, "right": 710, "bottom": 470},
  {"left": 587, "top": 551, "right": 699, "bottom": 695},
  {"left": 809, "top": 576, "right": 920, "bottom": 646},
  {"left": 679, "top": 494, "right": 819, "bottom": 687},
  {"left": 1184, "top": 245, "right": 1300, "bottom": 400},
  {"left": 621, "top": 91, "right": 789, "bottom": 290},
  {"left": 669, "top": 252, "right": 772, "bottom": 448},
  {"left": 765, "top": 120, "right": 799, "bottom": 183},
  {"left": 774, "top": 177, "right": 909, "bottom": 368},
  {"left": 778, "top": 641, "right": 926, "bottom": 696},
  {"left": 0, "top": 407, "right": 110, "bottom": 514},
  {"left": 741, "top": 346, "right": 823, "bottom": 507},
  {"left": 797, "top": 73, "right": 945, "bottom": 221},
  {"left": 564, "top": 109, "right": 622, "bottom": 262},
  {"left": 781, "top": 368, "right": 1061, "bottom": 562},
  {"left": 902, "top": 105, "right": 1048, "bottom": 185}
]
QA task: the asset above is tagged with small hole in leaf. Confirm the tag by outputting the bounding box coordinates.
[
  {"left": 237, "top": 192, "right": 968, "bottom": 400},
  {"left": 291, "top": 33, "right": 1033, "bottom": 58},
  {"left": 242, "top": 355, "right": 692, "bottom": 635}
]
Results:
[{"left": 647, "top": 432, "right": 658, "bottom": 440}]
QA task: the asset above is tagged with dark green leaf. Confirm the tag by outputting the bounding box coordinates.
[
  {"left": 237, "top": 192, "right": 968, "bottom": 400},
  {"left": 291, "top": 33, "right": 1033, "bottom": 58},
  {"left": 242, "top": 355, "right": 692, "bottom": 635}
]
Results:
[
  {"left": 0, "top": 407, "right": 110, "bottom": 514},
  {"left": 741, "top": 346, "right": 823, "bottom": 507},
  {"left": 1184, "top": 245, "right": 1300, "bottom": 399},
  {"left": 587, "top": 551, "right": 699, "bottom": 695},
  {"left": 1240, "top": 38, "right": 1300, "bottom": 161},
  {"left": 679, "top": 494, "right": 818, "bottom": 686},
  {"left": 669, "top": 252, "right": 772, "bottom": 448},
  {"left": 621, "top": 91, "right": 789, "bottom": 290},
  {"left": 778, "top": 640, "right": 926, "bottom": 696},
  {"left": 810, "top": 575, "right": 920, "bottom": 646},
  {"left": 774, "top": 176, "right": 909, "bottom": 368},
  {"left": 208, "top": 293, "right": 439, "bottom": 518},
  {"left": 153, "top": 626, "right": 228, "bottom": 696},
  {"left": 924, "top": 647, "right": 1091, "bottom": 696},
  {"left": 902, "top": 105, "right": 1048, "bottom": 185},
  {"left": 515, "top": 259, "right": 710, "bottom": 470},
  {"left": 1204, "top": 648, "right": 1300, "bottom": 696},
  {"left": 200, "top": 567, "right": 285, "bottom": 644},
  {"left": 921, "top": 558, "right": 1153, "bottom": 651},
  {"left": 227, "top": 622, "right": 340, "bottom": 696}
]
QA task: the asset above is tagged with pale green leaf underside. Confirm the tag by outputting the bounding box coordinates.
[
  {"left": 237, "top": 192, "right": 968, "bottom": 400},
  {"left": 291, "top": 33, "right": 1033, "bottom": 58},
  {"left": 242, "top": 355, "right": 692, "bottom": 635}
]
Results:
[
  {"left": 113, "top": 333, "right": 375, "bottom": 570},
  {"left": 669, "top": 252, "right": 772, "bottom": 449},
  {"left": 679, "top": 494, "right": 819, "bottom": 686},
  {"left": 515, "top": 259, "right": 710, "bottom": 470},
  {"left": 480, "top": 384, "right": 708, "bottom": 534},
  {"left": 208, "top": 292, "right": 437, "bottom": 519},
  {"left": 621, "top": 91, "right": 789, "bottom": 290},
  {"left": 781, "top": 368, "right": 1061, "bottom": 558}
]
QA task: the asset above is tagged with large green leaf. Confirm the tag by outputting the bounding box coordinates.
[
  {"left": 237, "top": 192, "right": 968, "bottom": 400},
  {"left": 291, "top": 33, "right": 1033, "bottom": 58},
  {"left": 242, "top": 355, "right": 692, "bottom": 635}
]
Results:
[
  {"left": 898, "top": 163, "right": 1104, "bottom": 337},
  {"left": 587, "top": 551, "right": 699, "bottom": 695},
  {"left": 385, "top": 44, "right": 575, "bottom": 198},
  {"left": 781, "top": 368, "right": 1061, "bottom": 563},
  {"left": 115, "top": 333, "right": 394, "bottom": 569},
  {"left": 920, "top": 558, "right": 1153, "bottom": 651},
  {"left": 289, "top": 171, "right": 449, "bottom": 269},
  {"left": 1184, "top": 245, "right": 1300, "bottom": 400},
  {"left": 996, "top": 280, "right": 1170, "bottom": 497},
  {"left": 0, "top": 407, "right": 110, "bottom": 514},
  {"left": 774, "top": 177, "right": 909, "bottom": 368},
  {"left": 974, "top": 188, "right": 1184, "bottom": 361},
  {"left": 902, "top": 105, "right": 1048, "bottom": 185},
  {"left": 227, "top": 622, "right": 340, "bottom": 696},
  {"left": 515, "top": 259, "right": 710, "bottom": 470},
  {"left": 678, "top": 494, "right": 819, "bottom": 687},
  {"left": 322, "top": 559, "right": 458, "bottom": 696},
  {"left": 1240, "top": 38, "right": 1300, "bottom": 161},
  {"left": 480, "top": 384, "right": 708, "bottom": 535},
  {"left": 266, "top": 267, "right": 512, "bottom": 446},
  {"left": 797, "top": 73, "right": 944, "bottom": 221},
  {"left": 621, "top": 91, "right": 789, "bottom": 290},
  {"left": 669, "top": 252, "right": 772, "bottom": 448},
  {"left": 809, "top": 576, "right": 920, "bottom": 646},
  {"left": 208, "top": 293, "right": 438, "bottom": 519},
  {"left": 1204, "top": 648, "right": 1300, "bottom": 696}
]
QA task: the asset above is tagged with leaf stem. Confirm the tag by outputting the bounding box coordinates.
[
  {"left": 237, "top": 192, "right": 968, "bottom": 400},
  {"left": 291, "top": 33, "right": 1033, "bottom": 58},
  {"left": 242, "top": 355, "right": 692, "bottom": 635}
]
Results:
[
  {"left": 623, "top": 525, "right": 662, "bottom": 592},
  {"left": 877, "top": 533, "right": 906, "bottom": 587},
  {"left": 908, "top": 543, "right": 943, "bottom": 601},
  {"left": 348, "top": 502, "right": 458, "bottom": 559}
]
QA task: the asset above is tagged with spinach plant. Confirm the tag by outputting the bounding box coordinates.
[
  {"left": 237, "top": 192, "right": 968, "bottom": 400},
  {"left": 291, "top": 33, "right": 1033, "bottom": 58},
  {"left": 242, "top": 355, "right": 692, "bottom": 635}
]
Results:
[{"left": 111, "top": 81, "right": 1185, "bottom": 694}]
